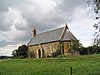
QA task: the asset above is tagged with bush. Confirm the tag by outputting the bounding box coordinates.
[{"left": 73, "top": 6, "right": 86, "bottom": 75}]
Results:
[
  {"left": 79, "top": 46, "right": 100, "bottom": 55},
  {"left": 50, "top": 49, "right": 61, "bottom": 57}
]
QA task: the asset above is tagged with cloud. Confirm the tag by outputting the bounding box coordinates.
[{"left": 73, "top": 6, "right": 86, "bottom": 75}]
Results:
[
  {"left": 68, "top": 6, "right": 95, "bottom": 47},
  {"left": 0, "top": 0, "right": 60, "bottom": 56},
  {"left": 17, "top": 0, "right": 61, "bottom": 31},
  {"left": 0, "top": 45, "right": 20, "bottom": 56},
  {"left": 0, "top": 0, "right": 95, "bottom": 56}
]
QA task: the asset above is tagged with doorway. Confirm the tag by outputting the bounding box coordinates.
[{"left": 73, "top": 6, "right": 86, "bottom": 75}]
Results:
[{"left": 37, "top": 49, "right": 41, "bottom": 58}]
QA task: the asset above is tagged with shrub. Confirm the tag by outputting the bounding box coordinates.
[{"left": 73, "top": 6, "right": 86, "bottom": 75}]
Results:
[{"left": 79, "top": 45, "right": 100, "bottom": 55}]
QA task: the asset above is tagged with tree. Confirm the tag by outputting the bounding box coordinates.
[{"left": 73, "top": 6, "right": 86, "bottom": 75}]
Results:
[
  {"left": 89, "top": 0, "right": 100, "bottom": 46},
  {"left": 79, "top": 45, "right": 100, "bottom": 55},
  {"left": 12, "top": 49, "right": 18, "bottom": 57},
  {"left": 93, "top": 0, "right": 100, "bottom": 46},
  {"left": 69, "top": 40, "right": 81, "bottom": 55},
  {"left": 12, "top": 45, "right": 28, "bottom": 58}
]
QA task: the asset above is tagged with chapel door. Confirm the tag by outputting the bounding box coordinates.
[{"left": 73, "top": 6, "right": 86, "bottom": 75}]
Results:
[{"left": 37, "top": 49, "right": 41, "bottom": 58}]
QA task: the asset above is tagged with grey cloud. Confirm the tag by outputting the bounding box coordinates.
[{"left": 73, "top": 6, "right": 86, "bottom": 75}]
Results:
[
  {"left": 0, "top": 40, "right": 8, "bottom": 47},
  {"left": 0, "top": 11, "right": 11, "bottom": 31},
  {"left": 0, "top": 0, "right": 25, "bottom": 31},
  {"left": 0, "top": 30, "right": 31, "bottom": 47},
  {"left": 19, "top": 0, "right": 87, "bottom": 33},
  {"left": 53, "top": 0, "right": 88, "bottom": 23},
  {"left": 0, "top": 0, "right": 88, "bottom": 48},
  {"left": 57, "top": 0, "right": 87, "bottom": 12},
  {"left": 0, "top": 0, "right": 87, "bottom": 32},
  {"left": 0, "top": 0, "right": 86, "bottom": 35},
  {"left": 0, "top": 37, "right": 29, "bottom": 48},
  {"left": 0, "top": 0, "right": 24, "bottom": 10},
  {"left": 0, "top": 39, "right": 17, "bottom": 47},
  {"left": 0, "top": 0, "right": 11, "bottom": 11},
  {"left": 14, "top": 31, "right": 31, "bottom": 41}
]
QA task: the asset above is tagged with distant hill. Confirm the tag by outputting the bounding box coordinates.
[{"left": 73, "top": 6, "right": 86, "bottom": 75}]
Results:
[{"left": 0, "top": 56, "right": 11, "bottom": 59}]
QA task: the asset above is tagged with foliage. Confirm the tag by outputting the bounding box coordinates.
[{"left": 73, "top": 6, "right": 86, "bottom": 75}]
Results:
[
  {"left": 50, "top": 43, "right": 64, "bottom": 57},
  {"left": 94, "top": 0, "right": 100, "bottom": 14},
  {"left": 69, "top": 40, "right": 81, "bottom": 54},
  {"left": 50, "top": 51, "right": 59, "bottom": 57},
  {"left": 50, "top": 44, "right": 61, "bottom": 57},
  {"left": 0, "top": 54, "right": 100, "bottom": 75},
  {"left": 12, "top": 49, "right": 18, "bottom": 57},
  {"left": 88, "top": 0, "right": 100, "bottom": 19},
  {"left": 88, "top": 0, "right": 100, "bottom": 46},
  {"left": 93, "top": 0, "right": 100, "bottom": 46},
  {"left": 12, "top": 45, "right": 28, "bottom": 58},
  {"left": 0, "top": 56, "right": 10, "bottom": 59},
  {"left": 69, "top": 39, "right": 100, "bottom": 55},
  {"left": 79, "top": 45, "right": 100, "bottom": 55}
]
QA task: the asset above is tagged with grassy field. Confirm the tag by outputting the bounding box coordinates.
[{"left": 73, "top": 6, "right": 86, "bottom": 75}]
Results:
[{"left": 0, "top": 54, "right": 100, "bottom": 75}]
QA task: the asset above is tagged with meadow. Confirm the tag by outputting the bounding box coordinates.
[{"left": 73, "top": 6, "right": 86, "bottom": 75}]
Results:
[{"left": 0, "top": 54, "right": 100, "bottom": 75}]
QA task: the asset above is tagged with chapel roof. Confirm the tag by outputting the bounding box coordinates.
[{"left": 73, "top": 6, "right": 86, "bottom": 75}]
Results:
[{"left": 27, "top": 26, "right": 77, "bottom": 46}]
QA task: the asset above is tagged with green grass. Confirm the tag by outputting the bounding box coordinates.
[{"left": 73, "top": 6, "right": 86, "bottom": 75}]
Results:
[{"left": 0, "top": 54, "right": 100, "bottom": 75}]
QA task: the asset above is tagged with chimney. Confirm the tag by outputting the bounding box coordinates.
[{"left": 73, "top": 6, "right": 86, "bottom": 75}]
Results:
[{"left": 32, "top": 27, "right": 36, "bottom": 37}]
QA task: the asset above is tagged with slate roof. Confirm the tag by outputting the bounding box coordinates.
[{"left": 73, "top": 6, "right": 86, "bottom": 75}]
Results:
[
  {"left": 63, "top": 31, "right": 77, "bottom": 41},
  {"left": 28, "top": 27, "right": 77, "bottom": 46}
]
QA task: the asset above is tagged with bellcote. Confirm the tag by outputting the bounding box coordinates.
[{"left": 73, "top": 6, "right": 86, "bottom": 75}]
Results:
[{"left": 32, "top": 27, "right": 36, "bottom": 37}]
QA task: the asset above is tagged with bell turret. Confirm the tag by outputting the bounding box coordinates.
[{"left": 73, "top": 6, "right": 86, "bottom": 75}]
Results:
[{"left": 32, "top": 27, "right": 36, "bottom": 37}]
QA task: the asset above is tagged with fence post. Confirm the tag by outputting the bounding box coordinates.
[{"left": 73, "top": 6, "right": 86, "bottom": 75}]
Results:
[{"left": 69, "top": 67, "right": 72, "bottom": 75}]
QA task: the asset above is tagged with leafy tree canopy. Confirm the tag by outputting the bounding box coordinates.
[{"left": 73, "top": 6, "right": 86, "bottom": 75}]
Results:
[{"left": 12, "top": 45, "right": 28, "bottom": 58}]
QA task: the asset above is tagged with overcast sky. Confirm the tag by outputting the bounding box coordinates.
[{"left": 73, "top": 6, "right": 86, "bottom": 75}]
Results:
[{"left": 0, "top": 0, "right": 96, "bottom": 56}]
